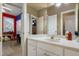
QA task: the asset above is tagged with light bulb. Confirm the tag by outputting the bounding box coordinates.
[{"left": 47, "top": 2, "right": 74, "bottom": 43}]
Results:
[{"left": 55, "top": 3, "right": 62, "bottom": 7}]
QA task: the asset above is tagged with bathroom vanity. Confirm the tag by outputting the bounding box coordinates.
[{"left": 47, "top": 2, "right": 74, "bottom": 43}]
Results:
[{"left": 27, "top": 35, "right": 79, "bottom": 56}]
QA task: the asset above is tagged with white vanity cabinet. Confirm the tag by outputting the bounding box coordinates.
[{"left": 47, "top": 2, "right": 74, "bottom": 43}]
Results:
[
  {"left": 37, "top": 42, "right": 63, "bottom": 56},
  {"left": 28, "top": 45, "right": 36, "bottom": 56},
  {"left": 28, "top": 39, "right": 79, "bottom": 56},
  {"left": 64, "top": 48, "right": 79, "bottom": 56},
  {"left": 28, "top": 39, "right": 37, "bottom": 56},
  {"left": 37, "top": 48, "right": 57, "bottom": 56}
]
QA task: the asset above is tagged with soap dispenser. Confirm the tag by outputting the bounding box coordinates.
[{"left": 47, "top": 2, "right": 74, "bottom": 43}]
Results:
[
  {"left": 68, "top": 32, "right": 72, "bottom": 40},
  {"left": 66, "top": 31, "right": 72, "bottom": 40}
]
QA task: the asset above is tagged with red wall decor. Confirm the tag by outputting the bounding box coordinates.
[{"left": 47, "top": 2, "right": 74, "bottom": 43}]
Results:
[{"left": 2, "top": 13, "right": 16, "bottom": 39}]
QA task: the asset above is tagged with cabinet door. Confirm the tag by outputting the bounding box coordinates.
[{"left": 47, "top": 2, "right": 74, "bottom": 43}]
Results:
[
  {"left": 64, "top": 48, "right": 79, "bottom": 56},
  {"left": 37, "top": 42, "right": 63, "bottom": 56},
  {"left": 37, "top": 48, "right": 57, "bottom": 56},
  {"left": 28, "top": 39, "right": 37, "bottom": 47},
  {"left": 28, "top": 45, "right": 36, "bottom": 56}
]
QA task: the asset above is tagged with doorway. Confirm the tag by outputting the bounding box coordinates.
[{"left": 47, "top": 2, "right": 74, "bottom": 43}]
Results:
[
  {"left": 29, "top": 15, "right": 37, "bottom": 34},
  {"left": 2, "top": 3, "right": 22, "bottom": 56}
]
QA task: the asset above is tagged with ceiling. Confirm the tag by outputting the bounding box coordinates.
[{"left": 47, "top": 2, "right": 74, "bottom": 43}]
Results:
[
  {"left": 8, "top": 3, "right": 23, "bottom": 9},
  {"left": 64, "top": 11, "right": 75, "bottom": 16},
  {"left": 27, "top": 3, "right": 53, "bottom": 11},
  {"left": 2, "top": 3, "right": 23, "bottom": 16},
  {"left": 2, "top": 3, "right": 53, "bottom": 15}
]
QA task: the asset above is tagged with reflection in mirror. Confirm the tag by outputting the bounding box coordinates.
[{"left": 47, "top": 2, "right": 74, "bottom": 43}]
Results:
[
  {"left": 47, "top": 15, "right": 57, "bottom": 36},
  {"left": 32, "top": 16, "right": 37, "bottom": 34},
  {"left": 63, "top": 11, "right": 75, "bottom": 37},
  {"left": 29, "top": 15, "right": 37, "bottom": 34},
  {"left": 3, "top": 17, "right": 14, "bottom": 32}
]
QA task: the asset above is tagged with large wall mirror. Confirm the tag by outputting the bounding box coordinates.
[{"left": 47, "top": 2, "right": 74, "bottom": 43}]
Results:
[
  {"left": 61, "top": 9, "right": 76, "bottom": 36},
  {"left": 47, "top": 15, "right": 57, "bottom": 35}
]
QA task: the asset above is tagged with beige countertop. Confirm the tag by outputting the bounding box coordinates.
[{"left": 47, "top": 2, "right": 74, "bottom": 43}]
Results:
[{"left": 28, "top": 35, "right": 79, "bottom": 50}]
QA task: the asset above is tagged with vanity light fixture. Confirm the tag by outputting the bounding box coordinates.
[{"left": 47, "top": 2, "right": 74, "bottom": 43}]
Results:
[
  {"left": 32, "top": 22, "right": 34, "bottom": 25},
  {"left": 51, "top": 3, "right": 69, "bottom": 7},
  {"left": 55, "top": 3, "right": 62, "bottom": 7},
  {"left": 50, "top": 3, "right": 62, "bottom": 7}
]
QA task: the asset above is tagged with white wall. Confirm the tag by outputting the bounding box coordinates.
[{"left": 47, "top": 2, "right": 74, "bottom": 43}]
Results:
[
  {"left": 16, "top": 14, "right": 29, "bottom": 35},
  {"left": 26, "top": 13, "right": 29, "bottom": 33},
  {"left": 37, "top": 16, "right": 44, "bottom": 34},
  {"left": 21, "top": 4, "right": 29, "bottom": 56},
  {"left": 16, "top": 20, "right": 21, "bottom": 34},
  {"left": 0, "top": 3, "right": 2, "bottom": 56}
]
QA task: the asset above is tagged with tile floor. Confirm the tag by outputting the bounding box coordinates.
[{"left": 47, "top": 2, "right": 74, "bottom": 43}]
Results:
[{"left": 2, "top": 40, "right": 22, "bottom": 56}]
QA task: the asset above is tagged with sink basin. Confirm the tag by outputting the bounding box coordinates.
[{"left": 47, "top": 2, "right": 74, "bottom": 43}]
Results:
[
  {"left": 49, "top": 35, "right": 66, "bottom": 42},
  {"left": 48, "top": 38, "right": 62, "bottom": 42}
]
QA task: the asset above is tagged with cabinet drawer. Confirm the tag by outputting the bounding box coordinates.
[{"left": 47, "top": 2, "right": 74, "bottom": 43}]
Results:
[
  {"left": 28, "top": 39, "right": 37, "bottom": 47},
  {"left": 37, "top": 48, "right": 57, "bottom": 56},
  {"left": 64, "top": 48, "right": 79, "bottom": 56},
  {"left": 37, "top": 42, "right": 63, "bottom": 56}
]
